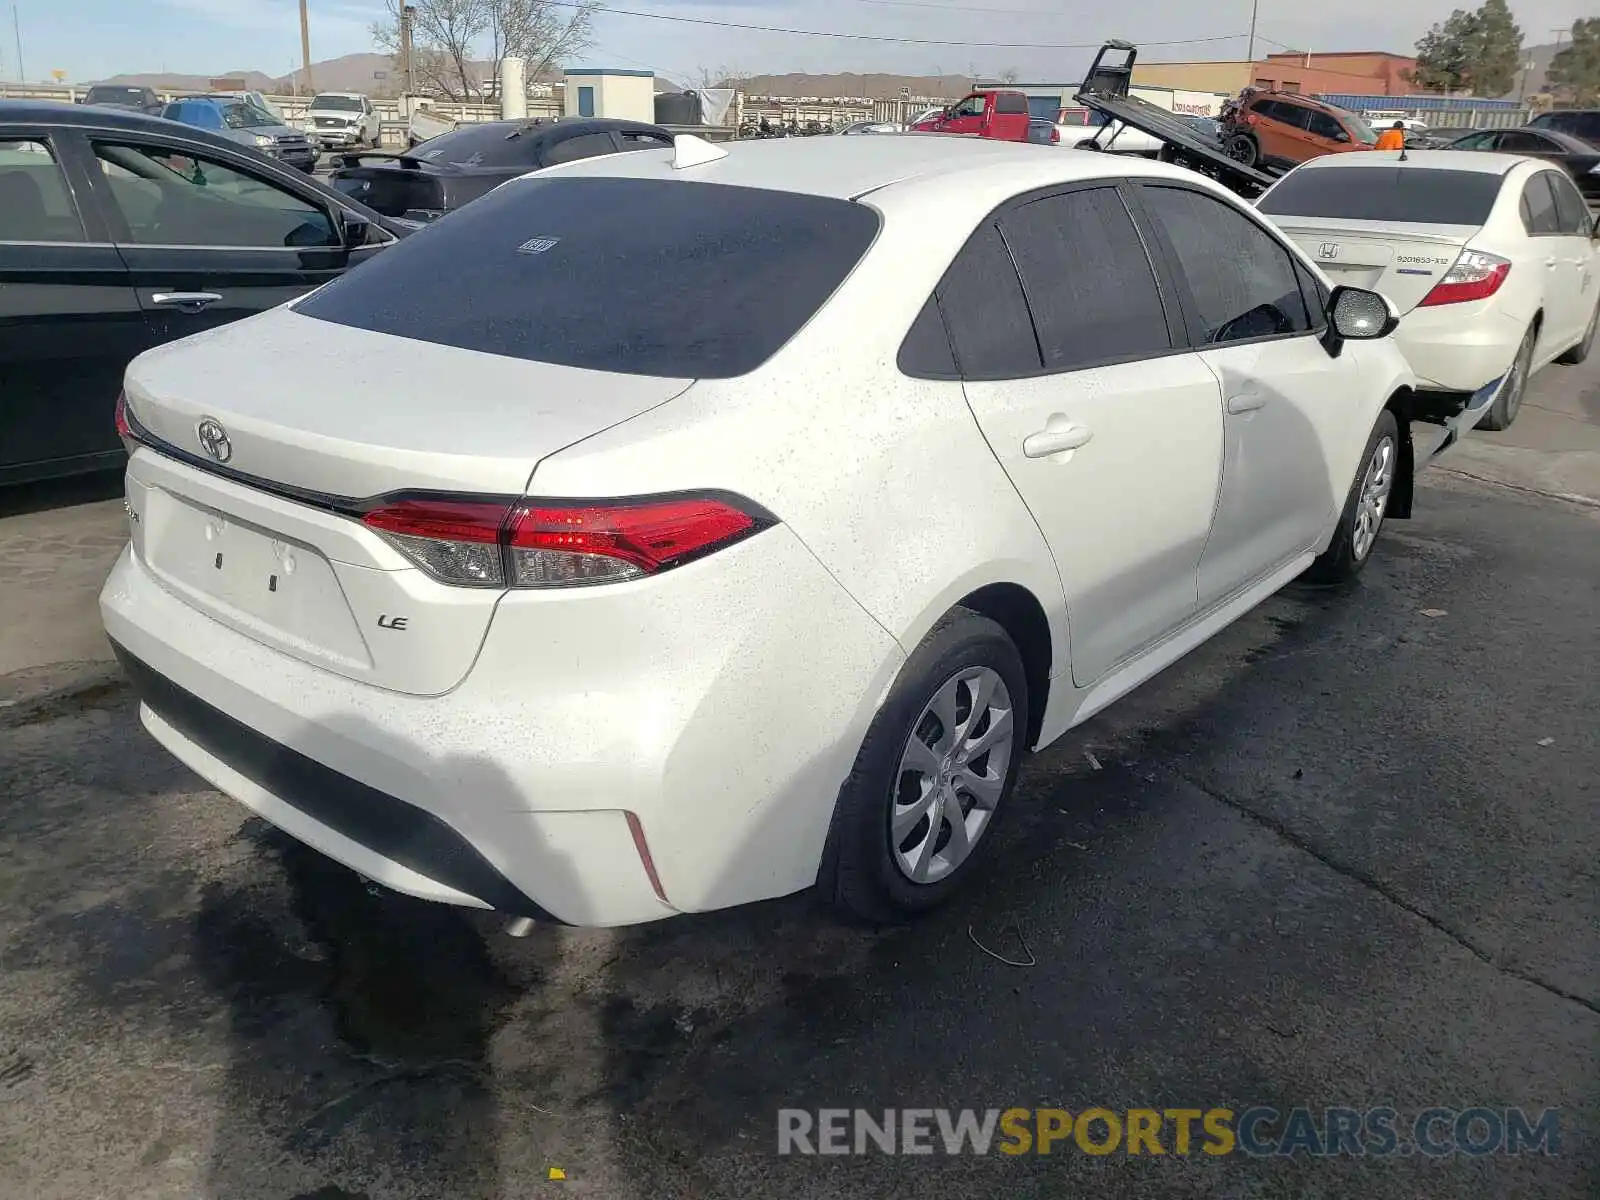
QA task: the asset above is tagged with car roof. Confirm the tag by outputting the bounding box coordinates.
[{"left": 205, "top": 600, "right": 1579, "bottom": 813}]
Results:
[
  {"left": 1, "top": 97, "right": 183, "bottom": 131},
  {"left": 1290, "top": 148, "right": 1520, "bottom": 175},
  {"left": 311, "top": 91, "right": 366, "bottom": 99},
  {"left": 536, "top": 132, "right": 1200, "bottom": 201}
]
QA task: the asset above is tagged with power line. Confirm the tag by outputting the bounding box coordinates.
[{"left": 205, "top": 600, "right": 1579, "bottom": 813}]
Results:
[{"left": 563, "top": 2, "right": 1250, "bottom": 51}]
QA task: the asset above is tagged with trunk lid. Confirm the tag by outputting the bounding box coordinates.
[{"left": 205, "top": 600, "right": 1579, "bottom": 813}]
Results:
[
  {"left": 1273, "top": 218, "right": 1479, "bottom": 314},
  {"left": 122, "top": 305, "right": 692, "bottom": 695},
  {"left": 125, "top": 304, "right": 692, "bottom": 498}
]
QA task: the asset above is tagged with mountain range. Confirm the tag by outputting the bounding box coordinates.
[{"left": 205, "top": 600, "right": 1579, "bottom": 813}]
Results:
[{"left": 96, "top": 42, "right": 1569, "bottom": 103}]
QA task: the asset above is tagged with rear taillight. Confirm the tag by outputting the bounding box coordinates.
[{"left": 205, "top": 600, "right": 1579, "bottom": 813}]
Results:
[
  {"left": 361, "top": 494, "right": 771, "bottom": 589},
  {"left": 114, "top": 390, "right": 143, "bottom": 454},
  {"left": 1050, "top": 127, "right": 1061, "bottom": 144},
  {"left": 1419, "top": 250, "right": 1511, "bottom": 307}
]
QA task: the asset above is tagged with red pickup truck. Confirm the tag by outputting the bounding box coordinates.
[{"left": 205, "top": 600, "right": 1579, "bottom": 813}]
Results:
[{"left": 909, "top": 89, "right": 1031, "bottom": 141}]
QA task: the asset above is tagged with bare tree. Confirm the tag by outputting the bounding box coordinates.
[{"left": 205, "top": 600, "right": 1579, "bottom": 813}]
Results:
[
  {"left": 373, "top": 0, "right": 599, "bottom": 101},
  {"left": 488, "top": 0, "right": 600, "bottom": 88},
  {"left": 373, "top": 0, "right": 487, "bottom": 100}
]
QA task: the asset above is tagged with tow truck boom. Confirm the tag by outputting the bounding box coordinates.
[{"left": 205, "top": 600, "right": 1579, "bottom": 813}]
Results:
[{"left": 1073, "top": 40, "right": 1280, "bottom": 197}]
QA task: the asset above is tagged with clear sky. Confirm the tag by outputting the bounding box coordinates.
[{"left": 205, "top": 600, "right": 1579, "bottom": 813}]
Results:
[{"left": 3, "top": 0, "right": 1586, "bottom": 88}]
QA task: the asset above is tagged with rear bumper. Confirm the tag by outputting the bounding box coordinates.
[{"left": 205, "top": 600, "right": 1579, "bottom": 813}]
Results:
[
  {"left": 100, "top": 513, "right": 903, "bottom": 926},
  {"left": 1393, "top": 301, "right": 1525, "bottom": 392}
]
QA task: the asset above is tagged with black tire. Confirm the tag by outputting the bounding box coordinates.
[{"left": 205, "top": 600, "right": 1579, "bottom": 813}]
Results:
[
  {"left": 1225, "top": 132, "right": 1259, "bottom": 167},
  {"left": 1075, "top": 139, "right": 1102, "bottom": 152},
  {"left": 1476, "top": 323, "right": 1536, "bottom": 431},
  {"left": 1306, "top": 409, "right": 1402, "bottom": 585},
  {"left": 819, "top": 608, "right": 1029, "bottom": 924},
  {"left": 1557, "top": 299, "right": 1598, "bottom": 366}
]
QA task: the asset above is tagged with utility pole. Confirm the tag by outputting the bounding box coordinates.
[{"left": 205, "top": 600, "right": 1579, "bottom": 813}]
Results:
[
  {"left": 400, "top": 4, "right": 415, "bottom": 96},
  {"left": 298, "top": 0, "right": 313, "bottom": 92},
  {"left": 1247, "top": 0, "right": 1260, "bottom": 65},
  {"left": 12, "top": 5, "right": 24, "bottom": 84}
]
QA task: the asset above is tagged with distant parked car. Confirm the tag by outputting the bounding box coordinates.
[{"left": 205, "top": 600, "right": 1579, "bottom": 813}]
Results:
[
  {"left": 328, "top": 116, "right": 674, "bottom": 222},
  {"left": 83, "top": 84, "right": 162, "bottom": 115},
  {"left": 160, "top": 96, "right": 317, "bottom": 173},
  {"left": 838, "top": 120, "right": 903, "bottom": 135},
  {"left": 1221, "top": 90, "right": 1378, "bottom": 169},
  {"left": 1025, "top": 118, "right": 1061, "bottom": 146},
  {"left": 0, "top": 99, "right": 411, "bottom": 485},
  {"left": 1445, "top": 126, "right": 1600, "bottom": 205},
  {"left": 1528, "top": 108, "right": 1600, "bottom": 150},
  {"left": 183, "top": 90, "right": 285, "bottom": 122},
  {"left": 304, "top": 92, "right": 382, "bottom": 150},
  {"left": 1258, "top": 150, "right": 1599, "bottom": 432}
]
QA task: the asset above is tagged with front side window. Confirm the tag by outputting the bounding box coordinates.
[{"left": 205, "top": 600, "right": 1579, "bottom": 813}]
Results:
[
  {"left": 542, "top": 132, "right": 619, "bottom": 166},
  {"left": 1305, "top": 110, "right": 1346, "bottom": 140},
  {"left": 1140, "top": 185, "right": 1311, "bottom": 345},
  {"left": 92, "top": 142, "right": 338, "bottom": 248},
  {"left": 998, "top": 187, "right": 1171, "bottom": 371},
  {"left": 0, "top": 138, "right": 85, "bottom": 242},
  {"left": 1451, "top": 131, "right": 1498, "bottom": 150},
  {"left": 951, "top": 95, "right": 985, "bottom": 119}
]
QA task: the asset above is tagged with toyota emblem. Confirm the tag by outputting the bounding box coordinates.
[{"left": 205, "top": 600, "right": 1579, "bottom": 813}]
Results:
[{"left": 196, "top": 417, "right": 232, "bottom": 463}]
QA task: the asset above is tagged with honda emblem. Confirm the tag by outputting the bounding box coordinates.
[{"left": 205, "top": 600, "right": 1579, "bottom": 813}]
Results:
[{"left": 1318, "top": 243, "right": 1339, "bottom": 260}]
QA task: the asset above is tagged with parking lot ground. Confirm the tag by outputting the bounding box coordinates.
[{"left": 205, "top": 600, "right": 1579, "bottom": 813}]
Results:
[{"left": 2, "top": 364, "right": 1598, "bottom": 1199}]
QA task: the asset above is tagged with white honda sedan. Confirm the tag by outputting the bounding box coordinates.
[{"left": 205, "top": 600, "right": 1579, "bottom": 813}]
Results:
[
  {"left": 1258, "top": 150, "right": 1600, "bottom": 431},
  {"left": 105, "top": 136, "right": 1446, "bottom": 928}
]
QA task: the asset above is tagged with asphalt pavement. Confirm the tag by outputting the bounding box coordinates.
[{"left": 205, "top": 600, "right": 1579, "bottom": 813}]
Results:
[{"left": 1, "top": 360, "right": 1597, "bottom": 1199}]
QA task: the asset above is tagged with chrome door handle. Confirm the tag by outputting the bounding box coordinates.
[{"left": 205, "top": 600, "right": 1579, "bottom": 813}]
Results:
[
  {"left": 1023, "top": 424, "right": 1093, "bottom": 459},
  {"left": 151, "top": 291, "right": 223, "bottom": 311},
  {"left": 1226, "top": 391, "right": 1267, "bottom": 414}
]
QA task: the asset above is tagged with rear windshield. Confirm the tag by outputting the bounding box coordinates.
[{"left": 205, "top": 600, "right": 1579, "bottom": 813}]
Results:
[
  {"left": 410, "top": 122, "right": 542, "bottom": 167},
  {"left": 1258, "top": 166, "right": 1504, "bottom": 225},
  {"left": 296, "top": 176, "right": 881, "bottom": 378},
  {"left": 87, "top": 87, "right": 147, "bottom": 104}
]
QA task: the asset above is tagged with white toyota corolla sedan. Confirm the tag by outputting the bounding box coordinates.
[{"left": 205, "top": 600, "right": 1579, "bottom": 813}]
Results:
[
  {"left": 1258, "top": 149, "right": 1599, "bottom": 431},
  {"left": 103, "top": 135, "right": 1469, "bottom": 928}
]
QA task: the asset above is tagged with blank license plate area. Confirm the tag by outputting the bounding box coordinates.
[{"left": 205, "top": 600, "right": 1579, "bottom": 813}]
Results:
[{"left": 144, "top": 488, "right": 371, "bottom": 668}]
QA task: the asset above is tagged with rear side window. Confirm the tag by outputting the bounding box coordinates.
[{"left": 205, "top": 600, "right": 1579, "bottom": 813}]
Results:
[
  {"left": 897, "top": 295, "right": 957, "bottom": 378},
  {"left": 1545, "top": 171, "right": 1590, "bottom": 234},
  {"left": 543, "top": 132, "right": 618, "bottom": 166},
  {"left": 1532, "top": 111, "right": 1600, "bottom": 145},
  {"left": 999, "top": 187, "right": 1170, "bottom": 370},
  {"left": 1140, "top": 185, "right": 1310, "bottom": 345},
  {"left": 929, "top": 222, "right": 1040, "bottom": 378},
  {"left": 619, "top": 131, "right": 672, "bottom": 150},
  {"left": 0, "top": 138, "right": 84, "bottom": 242},
  {"left": 297, "top": 177, "right": 881, "bottom": 379},
  {"left": 1521, "top": 175, "right": 1561, "bottom": 234},
  {"left": 994, "top": 93, "right": 1028, "bottom": 115},
  {"left": 1258, "top": 167, "right": 1505, "bottom": 225}
]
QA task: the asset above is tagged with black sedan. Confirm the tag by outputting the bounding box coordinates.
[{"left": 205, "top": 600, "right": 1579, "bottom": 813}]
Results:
[
  {"left": 1445, "top": 126, "right": 1600, "bottom": 203},
  {"left": 1, "top": 100, "right": 412, "bottom": 486},
  {"left": 326, "top": 116, "right": 675, "bottom": 222}
]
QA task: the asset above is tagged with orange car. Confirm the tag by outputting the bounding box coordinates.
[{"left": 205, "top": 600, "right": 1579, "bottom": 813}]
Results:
[{"left": 1221, "top": 91, "right": 1379, "bottom": 170}]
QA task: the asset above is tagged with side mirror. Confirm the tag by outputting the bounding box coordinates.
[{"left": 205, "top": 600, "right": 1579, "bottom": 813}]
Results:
[
  {"left": 1323, "top": 285, "right": 1398, "bottom": 357},
  {"left": 339, "top": 211, "right": 371, "bottom": 248}
]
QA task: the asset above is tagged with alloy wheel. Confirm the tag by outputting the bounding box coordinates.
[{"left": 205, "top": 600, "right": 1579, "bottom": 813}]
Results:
[
  {"left": 1351, "top": 435, "right": 1396, "bottom": 562},
  {"left": 890, "top": 667, "right": 1015, "bottom": 885}
]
